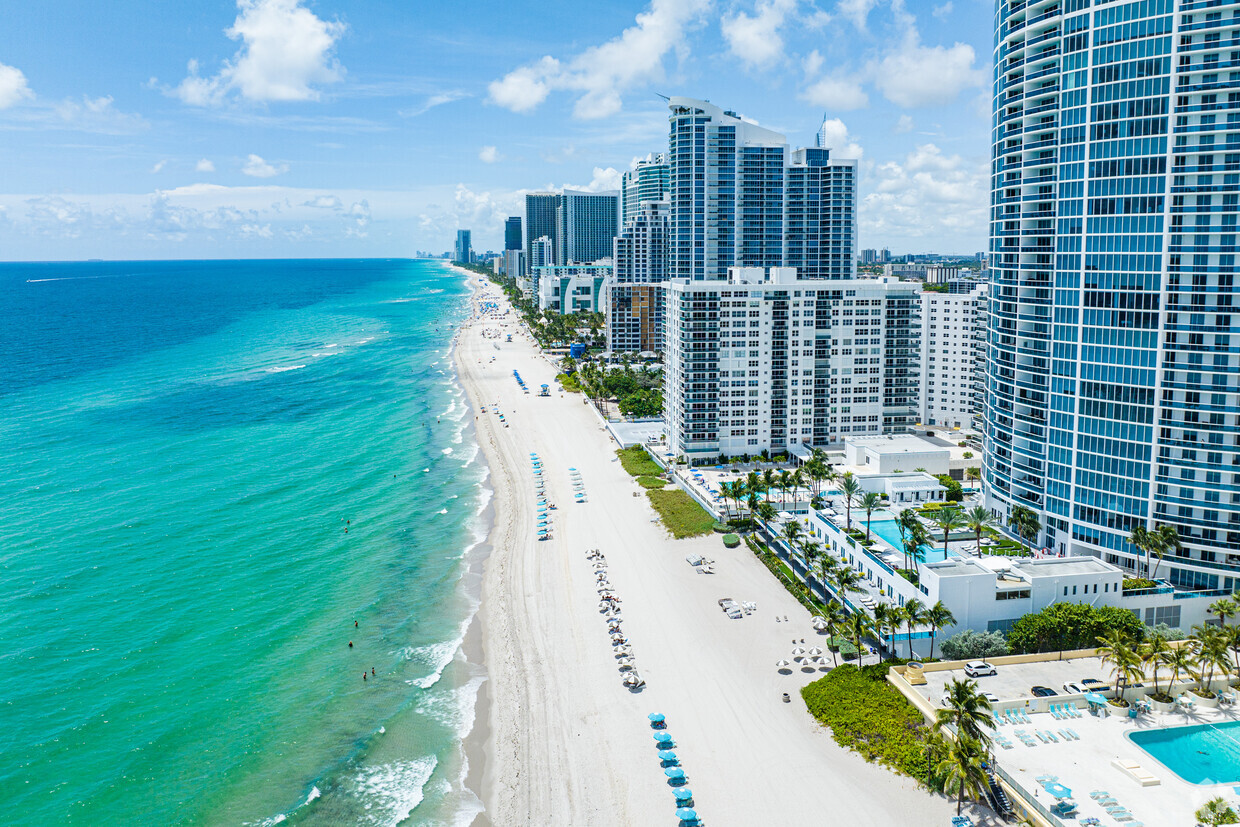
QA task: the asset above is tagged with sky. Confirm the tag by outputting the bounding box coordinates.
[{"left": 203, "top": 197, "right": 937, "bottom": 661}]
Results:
[{"left": 0, "top": 0, "right": 994, "bottom": 261}]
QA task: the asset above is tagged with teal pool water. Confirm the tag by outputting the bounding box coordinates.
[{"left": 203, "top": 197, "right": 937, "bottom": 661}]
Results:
[
  {"left": 866, "top": 518, "right": 953, "bottom": 563},
  {"left": 1129, "top": 721, "right": 1240, "bottom": 784}
]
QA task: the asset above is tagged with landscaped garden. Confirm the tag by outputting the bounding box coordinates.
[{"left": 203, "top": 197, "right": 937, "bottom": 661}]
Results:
[{"left": 646, "top": 488, "right": 716, "bottom": 538}]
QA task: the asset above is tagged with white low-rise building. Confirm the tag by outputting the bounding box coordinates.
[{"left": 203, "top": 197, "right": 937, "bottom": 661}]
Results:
[
  {"left": 535, "top": 264, "right": 611, "bottom": 313},
  {"left": 844, "top": 434, "right": 951, "bottom": 475}
]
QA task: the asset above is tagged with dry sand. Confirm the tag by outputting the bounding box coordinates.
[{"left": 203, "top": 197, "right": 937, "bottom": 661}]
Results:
[{"left": 452, "top": 270, "right": 958, "bottom": 826}]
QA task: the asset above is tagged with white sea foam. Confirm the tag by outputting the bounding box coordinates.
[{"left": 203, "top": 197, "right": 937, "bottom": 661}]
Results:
[
  {"left": 266, "top": 365, "right": 306, "bottom": 373},
  {"left": 437, "top": 508, "right": 448, "bottom": 515},
  {"left": 348, "top": 756, "right": 438, "bottom": 827},
  {"left": 440, "top": 448, "right": 453, "bottom": 456},
  {"left": 418, "top": 674, "right": 486, "bottom": 735},
  {"left": 306, "top": 786, "right": 321, "bottom": 804}
]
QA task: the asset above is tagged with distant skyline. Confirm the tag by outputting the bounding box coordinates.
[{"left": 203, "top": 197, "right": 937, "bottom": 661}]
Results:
[{"left": 0, "top": 0, "right": 992, "bottom": 260}]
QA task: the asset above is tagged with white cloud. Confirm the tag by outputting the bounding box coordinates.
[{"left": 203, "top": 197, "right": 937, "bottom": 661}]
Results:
[
  {"left": 584, "top": 167, "right": 623, "bottom": 192},
  {"left": 860, "top": 143, "right": 986, "bottom": 246},
  {"left": 802, "top": 74, "right": 868, "bottom": 110},
  {"left": 487, "top": 0, "right": 709, "bottom": 119},
  {"left": 871, "top": 32, "right": 984, "bottom": 108},
  {"left": 894, "top": 114, "right": 913, "bottom": 133},
  {"left": 151, "top": 160, "right": 167, "bottom": 173},
  {"left": 196, "top": 158, "right": 216, "bottom": 172},
  {"left": 932, "top": 2, "right": 953, "bottom": 19},
  {"left": 242, "top": 154, "right": 288, "bottom": 177},
  {"left": 813, "top": 117, "right": 863, "bottom": 159},
  {"left": 721, "top": 0, "right": 797, "bottom": 69},
  {"left": 478, "top": 145, "right": 501, "bottom": 164},
  {"left": 399, "top": 90, "right": 469, "bottom": 117},
  {"left": 835, "top": 0, "right": 876, "bottom": 30},
  {"left": 302, "top": 194, "right": 342, "bottom": 209},
  {"left": 172, "top": 0, "right": 346, "bottom": 106},
  {"left": 0, "top": 62, "right": 33, "bottom": 109}
]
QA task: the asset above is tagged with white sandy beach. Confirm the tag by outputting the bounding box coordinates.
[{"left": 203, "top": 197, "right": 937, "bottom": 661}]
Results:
[{"left": 453, "top": 269, "right": 961, "bottom": 826}]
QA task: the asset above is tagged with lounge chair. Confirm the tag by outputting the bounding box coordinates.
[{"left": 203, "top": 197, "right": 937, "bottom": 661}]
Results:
[
  {"left": 1068, "top": 702, "right": 1082, "bottom": 717},
  {"left": 1112, "top": 758, "right": 1161, "bottom": 787},
  {"left": 1050, "top": 704, "right": 1062, "bottom": 719},
  {"left": 1065, "top": 728, "right": 1081, "bottom": 740},
  {"left": 1036, "top": 774, "right": 1058, "bottom": 783},
  {"left": 993, "top": 711, "right": 1005, "bottom": 727},
  {"left": 1042, "top": 729, "right": 1059, "bottom": 743}
]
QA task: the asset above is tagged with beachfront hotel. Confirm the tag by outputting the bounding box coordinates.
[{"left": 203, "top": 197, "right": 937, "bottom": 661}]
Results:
[
  {"left": 663, "top": 267, "right": 920, "bottom": 459},
  {"left": 983, "top": 0, "right": 1240, "bottom": 588}
]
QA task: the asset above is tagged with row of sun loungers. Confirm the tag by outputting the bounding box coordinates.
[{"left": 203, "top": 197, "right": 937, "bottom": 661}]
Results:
[
  {"left": 1090, "top": 789, "right": 1144, "bottom": 825},
  {"left": 1012, "top": 727, "right": 1080, "bottom": 746}
]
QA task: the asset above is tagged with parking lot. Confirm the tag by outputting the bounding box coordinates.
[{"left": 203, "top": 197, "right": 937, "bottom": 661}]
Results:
[{"left": 915, "top": 655, "right": 1114, "bottom": 708}]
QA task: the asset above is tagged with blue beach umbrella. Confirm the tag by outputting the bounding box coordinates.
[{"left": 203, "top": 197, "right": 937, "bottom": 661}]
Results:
[
  {"left": 676, "top": 807, "right": 697, "bottom": 819},
  {"left": 648, "top": 712, "right": 665, "bottom": 724},
  {"left": 653, "top": 732, "right": 672, "bottom": 743},
  {"left": 673, "top": 788, "right": 693, "bottom": 801},
  {"left": 657, "top": 750, "right": 677, "bottom": 761},
  {"left": 663, "top": 767, "right": 685, "bottom": 779}
]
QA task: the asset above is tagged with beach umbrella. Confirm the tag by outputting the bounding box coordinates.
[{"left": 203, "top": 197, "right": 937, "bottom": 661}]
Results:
[
  {"left": 791, "top": 647, "right": 806, "bottom": 658},
  {"left": 1084, "top": 692, "right": 1108, "bottom": 707},
  {"left": 776, "top": 659, "right": 791, "bottom": 669},
  {"left": 808, "top": 647, "right": 824, "bottom": 656},
  {"left": 1044, "top": 782, "right": 1073, "bottom": 800},
  {"left": 675, "top": 807, "right": 697, "bottom": 819},
  {"left": 648, "top": 713, "right": 665, "bottom": 724},
  {"left": 673, "top": 788, "right": 693, "bottom": 802},
  {"left": 664, "top": 768, "right": 685, "bottom": 779},
  {"left": 657, "top": 749, "right": 677, "bottom": 761},
  {"left": 654, "top": 731, "right": 673, "bottom": 743}
]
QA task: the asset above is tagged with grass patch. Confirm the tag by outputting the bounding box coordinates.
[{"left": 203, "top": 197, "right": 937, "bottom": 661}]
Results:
[
  {"left": 801, "top": 662, "right": 930, "bottom": 779},
  {"left": 556, "top": 372, "right": 583, "bottom": 393},
  {"left": 636, "top": 475, "right": 667, "bottom": 489},
  {"left": 722, "top": 533, "right": 740, "bottom": 548},
  {"left": 646, "top": 489, "right": 716, "bottom": 538},
  {"left": 617, "top": 445, "right": 662, "bottom": 476}
]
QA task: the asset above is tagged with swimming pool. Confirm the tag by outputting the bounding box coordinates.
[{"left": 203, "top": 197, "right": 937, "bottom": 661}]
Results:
[
  {"left": 865, "top": 518, "right": 954, "bottom": 563},
  {"left": 1128, "top": 720, "right": 1240, "bottom": 785}
]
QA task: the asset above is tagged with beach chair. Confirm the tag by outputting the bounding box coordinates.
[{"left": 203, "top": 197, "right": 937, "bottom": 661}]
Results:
[
  {"left": 1067, "top": 702, "right": 1081, "bottom": 718},
  {"left": 994, "top": 711, "right": 1005, "bottom": 727},
  {"left": 1019, "top": 709, "right": 1031, "bottom": 723},
  {"left": 1037, "top": 774, "right": 1058, "bottom": 783},
  {"left": 1065, "top": 728, "right": 1080, "bottom": 740},
  {"left": 1050, "top": 704, "right": 1062, "bottom": 719},
  {"left": 1058, "top": 729, "right": 1073, "bottom": 741}
]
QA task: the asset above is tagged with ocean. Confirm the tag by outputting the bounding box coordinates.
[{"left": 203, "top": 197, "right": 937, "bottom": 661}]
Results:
[{"left": 0, "top": 259, "right": 487, "bottom": 825}]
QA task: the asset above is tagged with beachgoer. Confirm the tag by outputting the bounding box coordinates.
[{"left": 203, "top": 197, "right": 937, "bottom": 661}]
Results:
[
  {"left": 372, "top": 667, "right": 375, "bottom": 676},
  {"left": 363, "top": 673, "right": 367, "bottom": 681},
  {"left": 355, "top": 620, "right": 358, "bottom": 628},
  {"left": 349, "top": 641, "right": 353, "bottom": 648}
]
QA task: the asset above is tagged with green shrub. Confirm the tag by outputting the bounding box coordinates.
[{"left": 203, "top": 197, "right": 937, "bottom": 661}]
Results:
[
  {"left": 722, "top": 533, "right": 740, "bottom": 548},
  {"left": 616, "top": 445, "right": 662, "bottom": 476},
  {"left": 646, "top": 489, "right": 716, "bottom": 538},
  {"left": 940, "top": 629, "right": 1010, "bottom": 660},
  {"left": 801, "top": 663, "right": 930, "bottom": 778},
  {"left": 636, "top": 475, "right": 667, "bottom": 489},
  {"left": 1122, "top": 577, "right": 1157, "bottom": 591},
  {"left": 556, "top": 372, "right": 583, "bottom": 393},
  {"left": 1008, "top": 602, "right": 1146, "bottom": 654}
]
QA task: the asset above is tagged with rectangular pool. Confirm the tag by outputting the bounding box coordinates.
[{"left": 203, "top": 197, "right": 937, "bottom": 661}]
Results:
[
  {"left": 1129, "top": 720, "right": 1240, "bottom": 785},
  {"left": 867, "top": 518, "right": 954, "bottom": 563}
]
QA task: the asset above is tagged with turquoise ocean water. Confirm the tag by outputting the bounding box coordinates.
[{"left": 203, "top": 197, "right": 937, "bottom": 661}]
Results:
[{"left": 0, "top": 259, "right": 487, "bottom": 825}]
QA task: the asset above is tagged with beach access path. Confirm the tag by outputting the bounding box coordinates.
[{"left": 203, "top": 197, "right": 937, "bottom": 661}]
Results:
[{"left": 454, "top": 273, "right": 957, "bottom": 826}]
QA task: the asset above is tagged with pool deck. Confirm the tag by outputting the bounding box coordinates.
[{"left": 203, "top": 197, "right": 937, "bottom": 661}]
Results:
[{"left": 918, "top": 658, "right": 1240, "bottom": 825}]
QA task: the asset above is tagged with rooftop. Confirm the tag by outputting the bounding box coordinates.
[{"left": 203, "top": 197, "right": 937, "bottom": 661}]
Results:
[
  {"left": 844, "top": 434, "right": 950, "bottom": 455},
  {"left": 1007, "top": 557, "right": 1118, "bottom": 577}
]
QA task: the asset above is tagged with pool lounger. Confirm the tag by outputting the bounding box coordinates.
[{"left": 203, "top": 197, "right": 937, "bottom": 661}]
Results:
[{"left": 1112, "top": 758, "right": 1161, "bottom": 787}]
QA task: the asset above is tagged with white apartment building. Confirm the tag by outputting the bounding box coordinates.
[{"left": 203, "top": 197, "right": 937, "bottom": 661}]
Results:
[
  {"left": 535, "top": 264, "right": 611, "bottom": 314},
  {"left": 664, "top": 268, "right": 920, "bottom": 460},
  {"left": 919, "top": 282, "right": 988, "bottom": 430}
]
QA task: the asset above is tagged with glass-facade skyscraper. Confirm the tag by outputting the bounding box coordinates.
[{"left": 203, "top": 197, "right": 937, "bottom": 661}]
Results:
[{"left": 985, "top": 0, "right": 1240, "bottom": 591}]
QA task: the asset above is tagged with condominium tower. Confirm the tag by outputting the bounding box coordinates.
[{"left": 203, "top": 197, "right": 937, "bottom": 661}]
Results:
[
  {"left": 985, "top": 0, "right": 1240, "bottom": 589},
  {"left": 524, "top": 190, "right": 619, "bottom": 266},
  {"left": 666, "top": 97, "right": 857, "bottom": 282},
  {"left": 622, "top": 153, "right": 670, "bottom": 225},
  {"left": 454, "top": 230, "right": 472, "bottom": 264}
]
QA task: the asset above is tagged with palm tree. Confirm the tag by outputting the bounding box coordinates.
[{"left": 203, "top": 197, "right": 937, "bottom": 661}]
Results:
[
  {"left": 860, "top": 492, "right": 883, "bottom": 542},
  {"left": 801, "top": 540, "right": 822, "bottom": 566},
  {"left": 1192, "top": 625, "right": 1233, "bottom": 697},
  {"left": 903, "top": 597, "right": 927, "bottom": 660},
  {"left": 1165, "top": 644, "right": 1195, "bottom": 697},
  {"left": 929, "top": 508, "right": 966, "bottom": 556},
  {"left": 830, "top": 566, "right": 866, "bottom": 603},
  {"left": 761, "top": 468, "right": 776, "bottom": 503},
  {"left": 1008, "top": 505, "right": 1041, "bottom": 556},
  {"left": 746, "top": 492, "right": 761, "bottom": 522},
  {"left": 872, "top": 604, "right": 898, "bottom": 662},
  {"left": 1210, "top": 598, "right": 1236, "bottom": 628},
  {"left": 1149, "top": 524, "right": 1181, "bottom": 581},
  {"left": 965, "top": 505, "right": 995, "bottom": 556},
  {"left": 1141, "top": 634, "right": 1172, "bottom": 700},
  {"left": 839, "top": 472, "right": 862, "bottom": 530},
  {"left": 1096, "top": 629, "right": 1142, "bottom": 704},
  {"left": 843, "top": 610, "right": 875, "bottom": 669},
  {"left": 934, "top": 677, "right": 996, "bottom": 745},
  {"left": 1226, "top": 623, "right": 1240, "bottom": 674},
  {"left": 754, "top": 499, "right": 777, "bottom": 528},
  {"left": 935, "top": 734, "right": 989, "bottom": 818},
  {"left": 782, "top": 520, "right": 803, "bottom": 556},
  {"left": 903, "top": 522, "right": 931, "bottom": 576},
  {"left": 813, "top": 554, "right": 839, "bottom": 604},
  {"left": 820, "top": 600, "right": 847, "bottom": 668},
  {"left": 896, "top": 509, "right": 923, "bottom": 571},
  {"left": 1128, "top": 524, "right": 1151, "bottom": 578},
  {"left": 964, "top": 466, "right": 981, "bottom": 487},
  {"left": 926, "top": 601, "right": 956, "bottom": 662}
]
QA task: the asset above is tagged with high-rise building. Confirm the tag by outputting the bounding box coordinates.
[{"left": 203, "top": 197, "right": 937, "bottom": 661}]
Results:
[
  {"left": 524, "top": 193, "right": 559, "bottom": 262},
  {"left": 985, "top": 0, "right": 1240, "bottom": 586},
  {"left": 622, "top": 153, "right": 670, "bottom": 225},
  {"left": 920, "top": 282, "right": 989, "bottom": 431},
  {"left": 454, "top": 230, "right": 472, "bottom": 264},
  {"left": 663, "top": 268, "right": 920, "bottom": 459},
  {"left": 609, "top": 200, "right": 670, "bottom": 353},
  {"left": 666, "top": 98, "right": 857, "bottom": 282},
  {"left": 504, "top": 216, "right": 522, "bottom": 251},
  {"left": 556, "top": 190, "right": 619, "bottom": 265},
  {"left": 861, "top": 249, "right": 878, "bottom": 265}
]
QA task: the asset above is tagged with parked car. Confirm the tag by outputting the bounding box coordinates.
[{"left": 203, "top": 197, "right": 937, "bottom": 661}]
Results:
[
  {"left": 1031, "top": 686, "right": 1058, "bottom": 697},
  {"left": 963, "top": 661, "right": 997, "bottom": 677},
  {"left": 1081, "top": 678, "right": 1107, "bottom": 689},
  {"left": 1063, "top": 682, "right": 1090, "bottom": 695},
  {"left": 943, "top": 691, "right": 1000, "bottom": 707}
]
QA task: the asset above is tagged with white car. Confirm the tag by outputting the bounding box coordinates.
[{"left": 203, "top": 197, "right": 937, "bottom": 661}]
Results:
[
  {"left": 963, "top": 660, "right": 997, "bottom": 677},
  {"left": 943, "top": 691, "right": 1000, "bottom": 707},
  {"left": 1063, "top": 682, "right": 1090, "bottom": 695}
]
